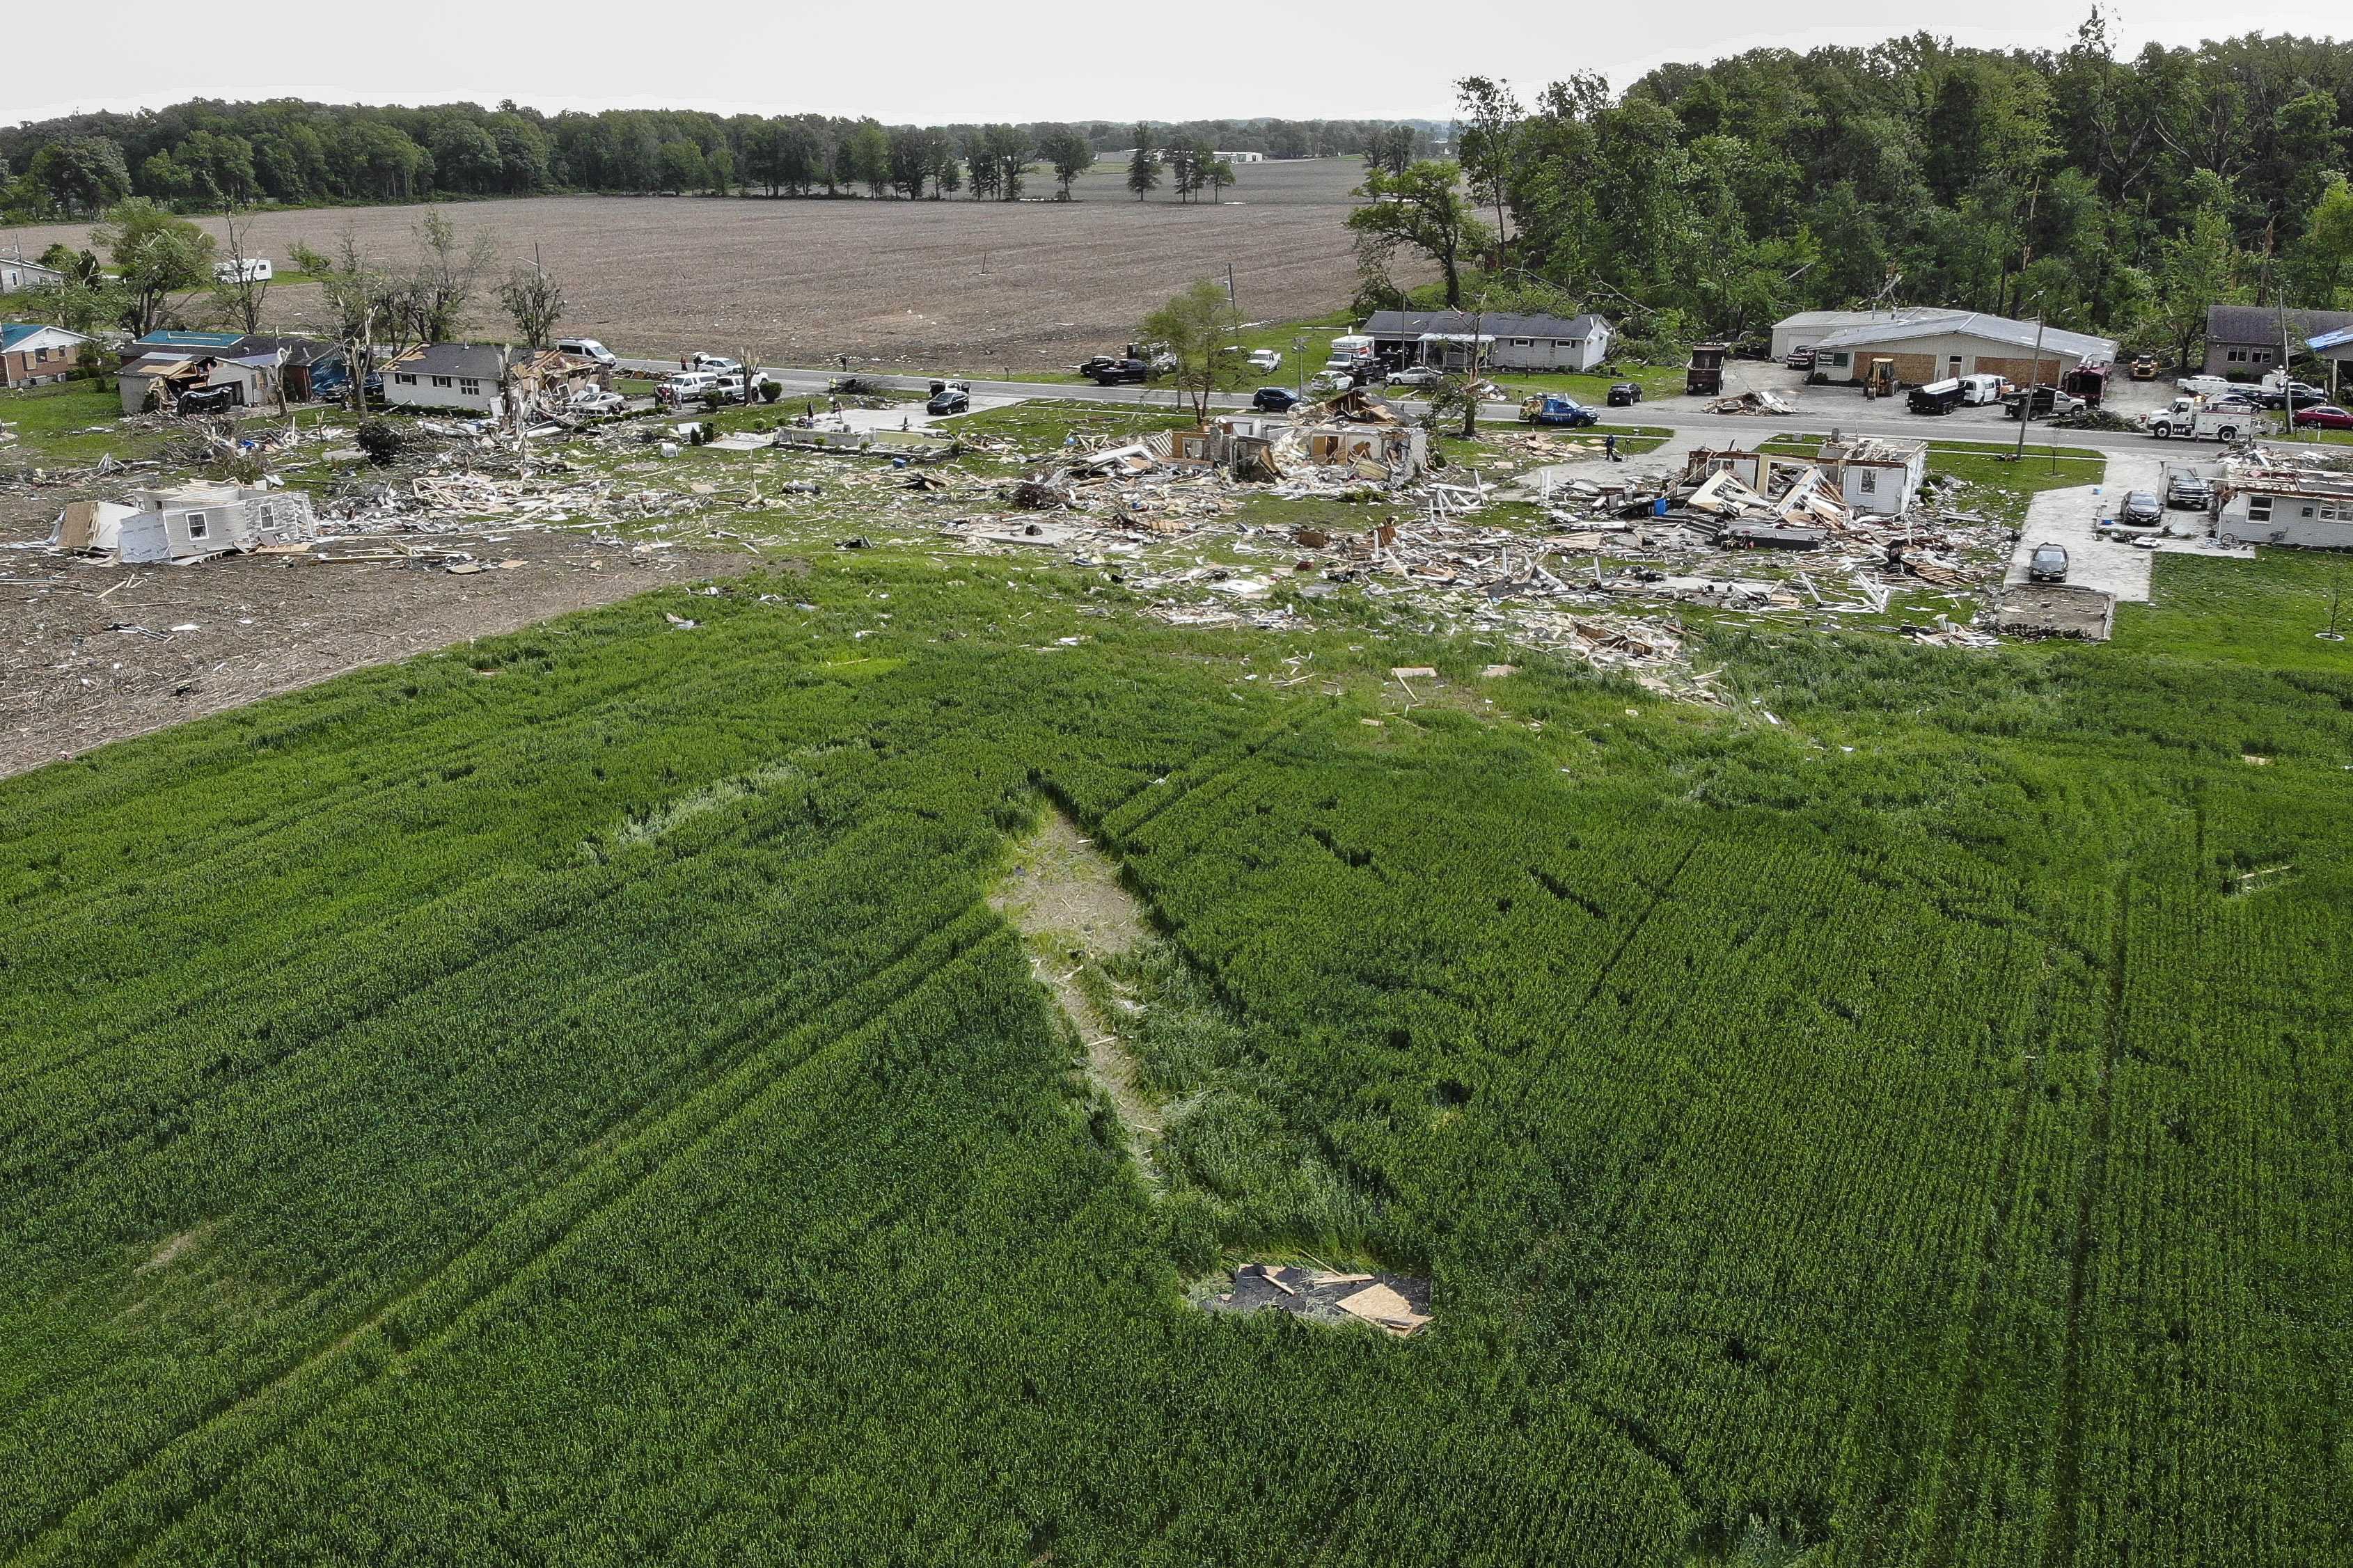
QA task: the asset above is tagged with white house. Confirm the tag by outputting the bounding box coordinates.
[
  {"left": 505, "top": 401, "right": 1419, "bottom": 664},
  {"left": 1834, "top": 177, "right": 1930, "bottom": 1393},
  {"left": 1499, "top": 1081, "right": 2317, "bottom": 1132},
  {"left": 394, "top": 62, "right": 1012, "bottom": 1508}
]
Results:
[
  {"left": 59, "top": 484, "right": 317, "bottom": 562},
  {"left": 1363, "top": 310, "right": 1614, "bottom": 373},
  {"left": 1813, "top": 435, "right": 1928, "bottom": 516},
  {"left": 0, "top": 257, "right": 67, "bottom": 293},
  {"left": 381, "top": 344, "right": 511, "bottom": 415}
]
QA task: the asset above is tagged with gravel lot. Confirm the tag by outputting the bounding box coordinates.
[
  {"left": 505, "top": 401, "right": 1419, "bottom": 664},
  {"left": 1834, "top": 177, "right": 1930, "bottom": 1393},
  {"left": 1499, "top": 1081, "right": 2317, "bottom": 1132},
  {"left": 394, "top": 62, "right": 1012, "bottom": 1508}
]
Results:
[{"left": 2, "top": 159, "right": 1399, "bottom": 373}]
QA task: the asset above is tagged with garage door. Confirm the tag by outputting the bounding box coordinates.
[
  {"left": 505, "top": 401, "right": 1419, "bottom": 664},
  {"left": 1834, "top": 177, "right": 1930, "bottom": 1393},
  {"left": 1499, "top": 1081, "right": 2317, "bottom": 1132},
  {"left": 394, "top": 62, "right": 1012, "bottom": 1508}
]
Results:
[{"left": 1975, "top": 356, "right": 2061, "bottom": 384}]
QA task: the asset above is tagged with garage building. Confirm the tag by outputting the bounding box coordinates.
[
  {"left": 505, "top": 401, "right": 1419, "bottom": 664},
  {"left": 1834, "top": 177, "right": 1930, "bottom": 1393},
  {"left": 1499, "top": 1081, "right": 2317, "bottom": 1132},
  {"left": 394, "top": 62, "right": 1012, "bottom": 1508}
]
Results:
[{"left": 1805, "top": 312, "right": 2116, "bottom": 389}]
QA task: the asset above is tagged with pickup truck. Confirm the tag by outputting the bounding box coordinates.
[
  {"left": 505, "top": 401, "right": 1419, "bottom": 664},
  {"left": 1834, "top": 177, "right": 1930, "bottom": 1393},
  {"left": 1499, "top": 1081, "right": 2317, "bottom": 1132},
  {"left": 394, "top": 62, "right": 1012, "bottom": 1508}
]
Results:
[
  {"left": 2003, "top": 386, "right": 2085, "bottom": 420},
  {"left": 1519, "top": 393, "right": 1599, "bottom": 428}
]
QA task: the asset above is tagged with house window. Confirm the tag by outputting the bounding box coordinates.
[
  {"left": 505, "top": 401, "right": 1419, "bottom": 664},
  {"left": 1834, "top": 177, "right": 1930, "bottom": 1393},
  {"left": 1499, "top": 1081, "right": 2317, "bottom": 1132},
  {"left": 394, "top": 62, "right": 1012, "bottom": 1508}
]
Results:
[
  {"left": 2226, "top": 349, "right": 2246, "bottom": 363},
  {"left": 1860, "top": 469, "right": 1878, "bottom": 493},
  {"left": 395, "top": 373, "right": 416, "bottom": 385},
  {"left": 2254, "top": 349, "right": 2273, "bottom": 363},
  {"left": 432, "top": 375, "right": 453, "bottom": 388},
  {"left": 1512, "top": 339, "right": 1534, "bottom": 348},
  {"left": 186, "top": 513, "right": 209, "bottom": 539},
  {"left": 1827, "top": 351, "right": 1849, "bottom": 367},
  {"left": 2301, "top": 505, "right": 2317, "bottom": 520},
  {"left": 2248, "top": 496, "right": 2272, "bottom": 521},
  {"left": 460, "top": 379, "right": 481, "bottom": 395},
  {"left": 34, "top": 347, "right": 49, "bottom": 363}
]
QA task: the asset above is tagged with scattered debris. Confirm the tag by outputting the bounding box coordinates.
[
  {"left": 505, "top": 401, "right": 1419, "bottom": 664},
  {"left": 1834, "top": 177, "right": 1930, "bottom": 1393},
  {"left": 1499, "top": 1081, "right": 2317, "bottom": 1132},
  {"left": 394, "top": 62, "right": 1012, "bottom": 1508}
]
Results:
[{"left": 1201, "top": 1262, "right": 1433, "bottom": 1337}]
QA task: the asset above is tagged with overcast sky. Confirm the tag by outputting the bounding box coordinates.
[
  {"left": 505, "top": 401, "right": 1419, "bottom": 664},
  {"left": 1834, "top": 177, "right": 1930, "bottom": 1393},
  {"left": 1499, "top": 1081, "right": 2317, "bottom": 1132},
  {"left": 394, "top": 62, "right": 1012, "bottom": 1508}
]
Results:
[{"left": 8, "top": 0, "right": 2347, "bottom": 129}]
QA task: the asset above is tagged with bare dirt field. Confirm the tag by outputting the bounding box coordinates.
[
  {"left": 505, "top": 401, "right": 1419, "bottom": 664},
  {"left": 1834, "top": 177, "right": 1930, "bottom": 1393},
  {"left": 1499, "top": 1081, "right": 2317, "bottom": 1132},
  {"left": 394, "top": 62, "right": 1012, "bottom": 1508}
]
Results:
[
  {"left": 5, "top": 159, "right": 1397, "bottom": 373},
  {"left": 0, "top": 489, "right": 754, "bottom": 778}
]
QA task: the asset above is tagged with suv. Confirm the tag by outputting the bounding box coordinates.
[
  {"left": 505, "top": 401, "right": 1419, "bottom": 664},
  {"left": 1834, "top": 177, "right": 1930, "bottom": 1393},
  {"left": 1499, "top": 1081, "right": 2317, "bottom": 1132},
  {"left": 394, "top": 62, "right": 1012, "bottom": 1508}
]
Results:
[
  {"left": 1606, "top": 381, "right": 1644, "bottom": 406},
  {"left": 926, "top": 379, "right": 971, "bottom": 415},
  {"left": 1088, "top": 358, "right": 1150, "bottom": 386},
  {"left": 2027, "top": 543, "right": 2070, "bottom": 583},
  {"left": 1252, "top": 386, "right": 1300, "bottom": 413}
]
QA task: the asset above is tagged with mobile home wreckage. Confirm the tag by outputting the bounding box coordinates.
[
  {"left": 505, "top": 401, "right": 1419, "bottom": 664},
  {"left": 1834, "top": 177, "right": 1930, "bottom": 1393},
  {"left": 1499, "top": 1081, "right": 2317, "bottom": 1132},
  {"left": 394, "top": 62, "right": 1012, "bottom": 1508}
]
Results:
[
  {"left": 2210, "top": 445, "right": 2353, "bottom": 549},
  {"left": 52, "top": 483, "right": 318, "bottom": 564}
]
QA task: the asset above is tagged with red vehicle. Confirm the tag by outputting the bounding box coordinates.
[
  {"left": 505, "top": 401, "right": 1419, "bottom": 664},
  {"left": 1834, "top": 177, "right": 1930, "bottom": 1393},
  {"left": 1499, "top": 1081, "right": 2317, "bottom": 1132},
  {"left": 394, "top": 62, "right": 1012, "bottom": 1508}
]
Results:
[{"left": 2293, "top": 404, "right": 2353, "bottom": 430}]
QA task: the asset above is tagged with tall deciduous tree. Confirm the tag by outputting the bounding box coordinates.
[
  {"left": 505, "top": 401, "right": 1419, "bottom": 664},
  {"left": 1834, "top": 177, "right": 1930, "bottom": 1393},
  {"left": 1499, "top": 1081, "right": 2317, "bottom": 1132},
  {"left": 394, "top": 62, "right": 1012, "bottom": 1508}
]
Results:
[
  {"left": 1454, "top": 76, "right": 1522, "bottom": 260},
  {"left": 499, "top": 257, "right": 567, "bottom": 349},
  {"left": 1348, "top": 161, "right": 1490, "bottom": 308},
  {"left": 92, "top": 198, "right": 215, "bottom": 335},
  {"left": 1036, "top": 126, "right": 1096, "bottom": 200},
  {"left": 1125, "top": 127, "right": 1160, "bottom": 200}
]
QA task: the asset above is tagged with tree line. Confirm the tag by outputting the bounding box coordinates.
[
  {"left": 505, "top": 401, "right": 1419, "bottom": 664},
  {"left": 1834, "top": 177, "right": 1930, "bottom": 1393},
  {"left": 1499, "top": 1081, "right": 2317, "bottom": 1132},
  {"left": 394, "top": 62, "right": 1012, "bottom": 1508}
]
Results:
[
  {"left": 1349, "top": 18, "right": 2353, "bottom": 365},
  {"left": 0, "top": 100, "right": 1433, "bottom": 218}
]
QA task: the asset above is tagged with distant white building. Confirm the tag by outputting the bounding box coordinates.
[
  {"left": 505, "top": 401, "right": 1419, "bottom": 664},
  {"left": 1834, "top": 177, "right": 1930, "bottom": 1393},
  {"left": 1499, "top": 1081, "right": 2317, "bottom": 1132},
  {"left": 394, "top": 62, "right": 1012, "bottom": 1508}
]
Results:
[
  {"left": 1214, "top": 150, "right": 1265, "bottom": 163},
  {"left": 1363, "top": 310, "right": 1614, "bottom": 373}
]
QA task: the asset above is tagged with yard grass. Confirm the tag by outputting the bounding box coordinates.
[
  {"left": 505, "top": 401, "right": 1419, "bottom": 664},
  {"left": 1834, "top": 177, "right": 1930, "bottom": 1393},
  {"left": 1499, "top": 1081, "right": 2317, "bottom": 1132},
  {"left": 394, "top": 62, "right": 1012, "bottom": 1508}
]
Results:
[
  {"left": 2116, "top": 548, "right": 2353, "bottom": 671},
  {"left": 1, "top": 379, "right": 354, "bottom": 468}
]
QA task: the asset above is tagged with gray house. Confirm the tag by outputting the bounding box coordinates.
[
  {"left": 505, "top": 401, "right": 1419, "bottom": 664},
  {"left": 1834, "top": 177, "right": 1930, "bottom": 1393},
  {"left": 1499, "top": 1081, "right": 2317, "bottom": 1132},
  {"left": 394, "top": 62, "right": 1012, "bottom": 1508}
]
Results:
[
  {"left": 2203, "top": 306, "right": 2353, "bottom": 379},
  {"left": 1362, "top": 310, "right": 1614, "bottom": 373}
]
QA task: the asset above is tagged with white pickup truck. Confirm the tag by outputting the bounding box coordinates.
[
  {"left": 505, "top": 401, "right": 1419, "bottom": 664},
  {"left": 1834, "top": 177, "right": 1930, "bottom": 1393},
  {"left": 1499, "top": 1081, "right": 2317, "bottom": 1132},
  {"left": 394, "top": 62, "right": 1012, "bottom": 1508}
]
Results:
[{"left": 2140, "top": 396, "right": 2256, "bottom": 441}]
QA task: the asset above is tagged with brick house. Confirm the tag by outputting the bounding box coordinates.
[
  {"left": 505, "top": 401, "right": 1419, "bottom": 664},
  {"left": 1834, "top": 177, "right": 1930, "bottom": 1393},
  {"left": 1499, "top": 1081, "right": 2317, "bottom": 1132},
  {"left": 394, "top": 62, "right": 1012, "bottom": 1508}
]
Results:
[{"left": 0, "top": 323, "right": 94, "bottom": 388}]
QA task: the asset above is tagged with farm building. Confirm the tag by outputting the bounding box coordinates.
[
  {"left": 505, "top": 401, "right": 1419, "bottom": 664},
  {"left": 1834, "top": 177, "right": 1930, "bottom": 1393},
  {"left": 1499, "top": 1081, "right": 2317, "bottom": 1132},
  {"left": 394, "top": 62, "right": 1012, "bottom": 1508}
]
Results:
[
  {"left": 2203, "top": 305, "right": 2353, "bottom": 379},
  {"left": 117, "top": 351, "right": 278, "bottom": 414},
  {"left": 1813, "top": 435, "right": 1928, "bottom": 516},
  {"left": 1807, "top": 313, "right": 2115, "bottom": 389},
  {"left": 1, "top": 322, "right": 93, "bottom": 388},
  {"left": 1, "top": 256, "right": 67, "bottom": 292},
  {"left": 1362, "top": 310, "right": 1613, "bottom": 373},
  {"left": 2212, "top": 448, "right": 2353, "bottom": 548},
  {"left": 1770, "top": 307, "right": 1960, "bottom": 363}
]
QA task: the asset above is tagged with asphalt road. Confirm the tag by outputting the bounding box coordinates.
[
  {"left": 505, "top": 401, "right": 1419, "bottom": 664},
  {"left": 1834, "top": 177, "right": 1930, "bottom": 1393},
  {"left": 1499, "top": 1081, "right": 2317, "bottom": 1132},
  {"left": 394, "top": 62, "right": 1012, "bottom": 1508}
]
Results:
[{"left": 616, "top": 358, "right": 2175, "bottom": 457}]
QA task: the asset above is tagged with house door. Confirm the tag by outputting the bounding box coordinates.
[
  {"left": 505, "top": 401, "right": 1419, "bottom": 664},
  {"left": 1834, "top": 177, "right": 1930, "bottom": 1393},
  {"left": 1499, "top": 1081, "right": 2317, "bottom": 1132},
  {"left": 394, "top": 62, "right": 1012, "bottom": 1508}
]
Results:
[{"left": 1947, "top": 355, "right": 1963, "bottom": 379}]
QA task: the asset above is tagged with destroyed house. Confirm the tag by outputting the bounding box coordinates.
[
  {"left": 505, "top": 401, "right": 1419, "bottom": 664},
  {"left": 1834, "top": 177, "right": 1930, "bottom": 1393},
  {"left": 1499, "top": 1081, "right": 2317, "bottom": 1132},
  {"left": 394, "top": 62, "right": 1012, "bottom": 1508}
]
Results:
[
  {"left": 226, "top": 336, "right": 348, "bottom": 401},
  {"left": 61, "top": 484, "right": 318, "bottom": 563},
  {"left": 1165, "top": 415, "right": 1427, "bottom": 482},
  {"left": 1362, "top": 310, "right": 1612, "bottom": 373},
  {"left": 1813, "top": 436, "right": 1927, "bottom": 516},
  {"left": 1, "top": 322, "right": 92, "bottom": 388},
  {"left": 2212, "top": 449, "right": 2353, "bottom": 549},
  {"left": 1807, "top": 313, "right": 2114, "bottom": 390},
  {"left": 119, "top": 330, "right": 246, "bottom": 363},
  {"left": 116, "top": 351, "right": 277, "bottom": 414}
]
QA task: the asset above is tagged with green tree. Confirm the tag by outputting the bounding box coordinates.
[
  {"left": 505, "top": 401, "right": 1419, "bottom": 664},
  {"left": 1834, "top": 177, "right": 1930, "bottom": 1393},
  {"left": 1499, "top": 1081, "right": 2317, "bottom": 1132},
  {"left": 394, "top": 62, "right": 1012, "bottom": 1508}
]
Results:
[
  {"left": 659, "top": 140, "right": 708, "bottom": 195},
  {"left": 1036, "top": 126, "right": 1096, "bottom": 200},
  {"left": 91, "top": 198, "right": 216, "bottom": 335},
  {"left": 1125, "top": 127, "right": 1160, "bottom": 200},
  {"left": 31, "top": 137, "right": 132, "bottom": 216},
  {"left": 2292, "top": 175, "right": 2353, "bottom": 307},
  {"left": 1454, "top": 75, "right": 1522, "bottom": 260},
  {"left": 2149, "top": 173, "right": 2242, "bottom": 369},
  {"left": 1348, "top": 161, "right": 1490, "bottom": 308},
  {"left": 1141, "top": 277, "right": 1241, "bottom": 419}
]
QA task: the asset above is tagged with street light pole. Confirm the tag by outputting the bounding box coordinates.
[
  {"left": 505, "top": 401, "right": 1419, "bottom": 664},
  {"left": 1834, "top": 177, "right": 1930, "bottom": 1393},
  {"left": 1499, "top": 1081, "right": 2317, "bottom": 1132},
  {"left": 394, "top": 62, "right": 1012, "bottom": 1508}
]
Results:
[{"left": 2014, "top": 308, "right": 2047, "bottom": 464}]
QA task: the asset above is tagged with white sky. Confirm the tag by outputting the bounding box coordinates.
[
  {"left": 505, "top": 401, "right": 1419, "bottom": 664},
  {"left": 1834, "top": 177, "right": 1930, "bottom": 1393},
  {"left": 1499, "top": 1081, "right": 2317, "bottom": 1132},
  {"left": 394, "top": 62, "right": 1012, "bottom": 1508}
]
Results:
[{"left": 8, "top": 1, "right": 2348, "bottom": 128}]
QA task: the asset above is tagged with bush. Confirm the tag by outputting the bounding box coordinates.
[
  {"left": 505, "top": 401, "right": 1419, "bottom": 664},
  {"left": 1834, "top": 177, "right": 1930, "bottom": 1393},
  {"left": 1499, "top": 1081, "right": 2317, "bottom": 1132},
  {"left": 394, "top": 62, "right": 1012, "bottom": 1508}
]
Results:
[{"left": 354, "top": 420, "right": 412, "bottom": 465}]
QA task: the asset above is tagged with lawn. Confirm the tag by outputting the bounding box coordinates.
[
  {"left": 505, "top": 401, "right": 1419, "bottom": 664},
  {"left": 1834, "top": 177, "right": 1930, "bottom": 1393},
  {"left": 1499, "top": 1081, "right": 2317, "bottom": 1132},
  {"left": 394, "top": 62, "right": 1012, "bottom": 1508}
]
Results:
[{"left": 1, "top": 379, "right": 353, "bottom": 468}]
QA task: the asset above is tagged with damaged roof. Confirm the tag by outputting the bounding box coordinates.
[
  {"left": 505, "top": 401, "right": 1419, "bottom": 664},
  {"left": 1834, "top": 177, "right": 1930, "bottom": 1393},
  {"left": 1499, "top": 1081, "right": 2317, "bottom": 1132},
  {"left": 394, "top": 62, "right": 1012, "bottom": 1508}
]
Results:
[{"left": 386, "top": 344, "right": 514, "bottom": 379}]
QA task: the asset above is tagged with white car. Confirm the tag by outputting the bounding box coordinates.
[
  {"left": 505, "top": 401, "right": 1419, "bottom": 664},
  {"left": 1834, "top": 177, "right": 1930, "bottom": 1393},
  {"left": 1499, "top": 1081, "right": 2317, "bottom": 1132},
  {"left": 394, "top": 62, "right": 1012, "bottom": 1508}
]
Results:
[
  {"left": 567, "top": 389, "right": 626, "bottom": 414},
  {"left": 1247, "top": 348, "right": 1282, "bottom": 372},
  {"left": 688, "top": 354, "right": 743, "bottom": 375}
]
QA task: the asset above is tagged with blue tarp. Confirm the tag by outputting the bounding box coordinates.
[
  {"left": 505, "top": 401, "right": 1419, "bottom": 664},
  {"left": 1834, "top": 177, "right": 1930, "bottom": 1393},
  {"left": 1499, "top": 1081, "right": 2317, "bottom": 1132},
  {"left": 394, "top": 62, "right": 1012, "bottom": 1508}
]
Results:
[{"left": 2306, "top": 326, "right": 2353, "bottom": 354}]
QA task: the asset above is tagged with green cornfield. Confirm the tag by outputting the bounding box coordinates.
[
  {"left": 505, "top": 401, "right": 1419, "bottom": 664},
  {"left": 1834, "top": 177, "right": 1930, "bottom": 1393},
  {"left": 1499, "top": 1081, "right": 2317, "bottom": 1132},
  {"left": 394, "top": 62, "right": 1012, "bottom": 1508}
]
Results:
[{"left": 1, "top": 553, "right": 2346, "bottom": 1565}]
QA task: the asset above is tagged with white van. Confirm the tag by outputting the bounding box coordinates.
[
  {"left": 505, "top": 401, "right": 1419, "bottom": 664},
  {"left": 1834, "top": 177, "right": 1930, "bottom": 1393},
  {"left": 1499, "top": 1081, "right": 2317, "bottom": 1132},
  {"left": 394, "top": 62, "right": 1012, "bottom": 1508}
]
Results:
[
  {"left": 558, "top": 337, "right": 616, "bottom": 367},
  {"left": 1958, "top": 373, "right": 2005, "bottom": 405},
  {"left": 212, "top": 258, "right": 272, "bottom": 283}
]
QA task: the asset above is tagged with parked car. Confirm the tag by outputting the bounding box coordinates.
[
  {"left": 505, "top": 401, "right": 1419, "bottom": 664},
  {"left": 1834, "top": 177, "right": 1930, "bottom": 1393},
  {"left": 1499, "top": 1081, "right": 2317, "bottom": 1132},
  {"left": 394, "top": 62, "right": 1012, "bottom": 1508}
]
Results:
[
  {"left": 688, "top": 354, "right": 741, "bottom": 375},
  {"left": 1246, "top": 348, "right": 1282, "bottom": 372},
  {"left": 2027, "top": 543, "right": 2070, "bottom": 583},
  {"left": 2109, "top": 490, "right": 2164, "bottom": 531},
  {"left": 2255, "top": 380, "right": 2327, "bottom": 410},
  {"left": 662, "top": 371, "right": 717, "bottom": 405},
  {"left": 2294, "top": 404, "right": 2353, "bottom": 430},
  {"left": 567, "top": 389, "right": 626, "bottom": 415},
  {"left": 1519, "top": 393, "right": 1598, "bottom": 428},
  {"left": 1606, "top": 381, "right": 1643, "bottom": 406},
  {"left": 1088, "top": 358, "right": 1151, "bottom": 386},
  {"left": 1252, "top": 386, "right": 1301, "bottom": 413},
  {"left": 2165, "top": 470, "right": 2212, "bottom": 509},
  {"left": 926, "top": 379, "right": 970, "bottom": 415},
  {"left": 1385, "top": 365, "right": 1442, "bottom": 389},
  {"left": 1307, "top": 370, "right": 1353, "bottom": 395},
  {"left": 558, "top": 338, "right": 617, "bottom": 367}
]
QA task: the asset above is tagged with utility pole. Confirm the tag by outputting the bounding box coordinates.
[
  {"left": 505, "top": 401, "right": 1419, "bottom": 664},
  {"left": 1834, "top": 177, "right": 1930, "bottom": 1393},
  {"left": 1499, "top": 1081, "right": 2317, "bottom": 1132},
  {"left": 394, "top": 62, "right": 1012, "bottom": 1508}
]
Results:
[{"left": 2015, "top": 307, "right": 2047, "bottom": 465}]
